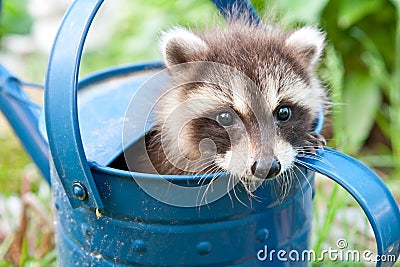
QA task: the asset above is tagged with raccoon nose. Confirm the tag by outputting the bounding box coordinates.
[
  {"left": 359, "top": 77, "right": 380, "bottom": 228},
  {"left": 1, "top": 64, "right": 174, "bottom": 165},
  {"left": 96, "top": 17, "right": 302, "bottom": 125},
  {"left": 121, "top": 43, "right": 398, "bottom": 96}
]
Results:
[
  {"left": 267, "top": 158, "right": 281, "bottom": 178},
  {"left": 251, "top": 158, "right": 281, "bottom": 179}
]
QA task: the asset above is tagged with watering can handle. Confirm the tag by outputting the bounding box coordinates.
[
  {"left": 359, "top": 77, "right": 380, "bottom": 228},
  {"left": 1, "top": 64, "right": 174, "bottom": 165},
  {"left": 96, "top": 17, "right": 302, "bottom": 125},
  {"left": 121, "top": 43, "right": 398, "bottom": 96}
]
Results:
[
  {"left": 44, "top": 0, "right": 257, "bottom": 208},
  {"left": 45, "top": 0, "right": 105, "bottom": 209},
  {"left": 296, "top": 148, "right": 400, "bottom": 267}
]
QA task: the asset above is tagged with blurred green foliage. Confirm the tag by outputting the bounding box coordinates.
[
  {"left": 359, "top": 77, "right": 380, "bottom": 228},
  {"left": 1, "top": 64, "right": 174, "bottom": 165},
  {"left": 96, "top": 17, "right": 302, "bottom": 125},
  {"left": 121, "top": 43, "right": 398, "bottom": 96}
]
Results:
[
  {"left": 81, "top": 0, "right": 218, "bottom": 74},
  {"left": 0, "top": 0, "right": 32, "bottom": 37},
  {"left": 0, "top": 0, "right": 399, "bottom": 266},
  {"left": 0, "top": 0, "right": 34, "bottom": 195},
  {"left": 0, "top": 133, "right": 32, "bottom": 195}
]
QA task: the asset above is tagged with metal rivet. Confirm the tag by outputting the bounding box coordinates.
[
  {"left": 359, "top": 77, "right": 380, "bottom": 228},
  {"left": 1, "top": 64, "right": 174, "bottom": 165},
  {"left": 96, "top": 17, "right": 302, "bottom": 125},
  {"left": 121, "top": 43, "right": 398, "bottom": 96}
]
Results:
[
  {"left": 72, "top": 182, "right": 87, "bottom": 201},
  {"left": 256, "top": 228, "right": 269, "bottom": 242},
  {"left": 196, "top": 241, "right": 212, "bottom": 255},
  {"left": 81, "top": 223, "right": 92, "bottom": 236},
  {"left": 54, "top": 199, "right": 60, "bottom": 210},
  {"left": 132, "top": 239, "right": 147, "bottom": 254}
]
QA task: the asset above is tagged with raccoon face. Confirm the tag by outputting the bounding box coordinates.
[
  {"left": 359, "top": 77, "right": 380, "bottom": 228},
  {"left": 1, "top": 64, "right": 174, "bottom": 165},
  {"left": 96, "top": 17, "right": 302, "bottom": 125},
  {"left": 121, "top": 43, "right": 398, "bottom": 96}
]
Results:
[{"left": 154, "top": 22, "right": 327, "bottom": 180}]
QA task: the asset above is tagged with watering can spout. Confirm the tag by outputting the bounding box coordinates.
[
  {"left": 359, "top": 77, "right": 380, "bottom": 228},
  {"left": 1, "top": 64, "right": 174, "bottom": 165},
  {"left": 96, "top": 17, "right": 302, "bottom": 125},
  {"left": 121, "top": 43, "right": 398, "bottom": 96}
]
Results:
[{"left": 0, "top": 64, "right": 50, "bottom": 182}]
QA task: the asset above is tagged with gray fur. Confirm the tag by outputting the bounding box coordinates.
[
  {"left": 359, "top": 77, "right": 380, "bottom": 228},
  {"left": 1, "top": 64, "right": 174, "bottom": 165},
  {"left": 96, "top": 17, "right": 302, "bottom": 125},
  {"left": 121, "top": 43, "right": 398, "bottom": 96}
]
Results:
[{"left": 146, "top": 17, "right": 328, "bottom": 186}]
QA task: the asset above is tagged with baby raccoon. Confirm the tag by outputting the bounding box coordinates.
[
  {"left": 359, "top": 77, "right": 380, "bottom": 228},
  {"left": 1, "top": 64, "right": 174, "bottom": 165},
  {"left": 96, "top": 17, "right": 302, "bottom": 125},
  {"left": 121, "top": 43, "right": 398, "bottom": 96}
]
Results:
[{"left": 144, "top": 17, "right": 327, "bottom": 187}]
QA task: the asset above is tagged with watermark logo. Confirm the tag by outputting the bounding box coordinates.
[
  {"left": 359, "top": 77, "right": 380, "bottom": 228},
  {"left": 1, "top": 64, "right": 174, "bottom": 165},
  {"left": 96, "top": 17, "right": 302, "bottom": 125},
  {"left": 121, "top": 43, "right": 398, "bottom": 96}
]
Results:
[{"left": 257, "top": 238, "right": 397, "bottom": 264}]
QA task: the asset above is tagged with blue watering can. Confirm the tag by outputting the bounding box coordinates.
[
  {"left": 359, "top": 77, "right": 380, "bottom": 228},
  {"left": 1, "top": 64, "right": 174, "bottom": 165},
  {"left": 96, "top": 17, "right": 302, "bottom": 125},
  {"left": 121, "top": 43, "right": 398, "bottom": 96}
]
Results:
[{"left": 0, "top": 0, "right": 399, "bottom": 266}]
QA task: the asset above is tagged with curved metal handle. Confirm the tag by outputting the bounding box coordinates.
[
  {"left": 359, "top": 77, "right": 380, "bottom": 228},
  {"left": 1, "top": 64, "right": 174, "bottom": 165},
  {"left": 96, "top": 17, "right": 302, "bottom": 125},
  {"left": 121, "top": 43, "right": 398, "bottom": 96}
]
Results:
[
  {"left": 296, "top": 147, "right": 400, "bottom": 267},
  {"left": 44, "top": 0, "right": 259, "bottom": 209},
  {"left": 45, "top": 0, "right": 105, "bottom": 209}
]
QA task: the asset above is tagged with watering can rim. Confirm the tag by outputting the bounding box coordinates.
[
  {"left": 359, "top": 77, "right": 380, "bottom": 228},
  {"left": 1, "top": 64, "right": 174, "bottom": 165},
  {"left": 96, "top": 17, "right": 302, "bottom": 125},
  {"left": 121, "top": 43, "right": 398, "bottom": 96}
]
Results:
[
  {"left": 40, "top": 58, "right": 326, "bottom": 180},
  {"left": 77, "top": 61, "right": 325, "bottom": 178}
]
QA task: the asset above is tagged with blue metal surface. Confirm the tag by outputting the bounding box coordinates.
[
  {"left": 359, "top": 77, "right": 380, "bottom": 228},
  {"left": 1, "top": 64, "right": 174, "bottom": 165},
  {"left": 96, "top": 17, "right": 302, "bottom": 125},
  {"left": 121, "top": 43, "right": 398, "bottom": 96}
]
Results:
[
  {"left": 210, "top": 0, "right": 260, "bottom": 24},
  {"left": 39, "top": 61, "right": 164, "bottom": 167},
  {"left": 0, "top": 65, "right": 50, "bottom": 182},
  {"left": 0, "top": 0, "right": 397, "bottom": 266},
  {"left": 45, "top": 0, "right": 105, "bottom": 209},
  {"left": 52, "top": 159, "right": 314, "bottom": 266},
  {"left": 296, "top": 148, "right": 400, "bottom": 267}
]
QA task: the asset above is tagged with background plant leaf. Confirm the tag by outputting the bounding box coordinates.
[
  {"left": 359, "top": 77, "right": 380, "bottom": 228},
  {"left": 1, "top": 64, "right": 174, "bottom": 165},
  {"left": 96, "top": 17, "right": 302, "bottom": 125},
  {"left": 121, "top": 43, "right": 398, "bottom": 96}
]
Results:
[
  {"left": 0, "top": 0, "right": 32, "bottom": 37},
  {"left": 342, "top": 72, "right": 381, "bottom": 154},
  {"left": 253, "top": 0, "right": 329, "bottom": 24},
  {"left": 336, "top": 0, "right": 383, "bottom": 29}
]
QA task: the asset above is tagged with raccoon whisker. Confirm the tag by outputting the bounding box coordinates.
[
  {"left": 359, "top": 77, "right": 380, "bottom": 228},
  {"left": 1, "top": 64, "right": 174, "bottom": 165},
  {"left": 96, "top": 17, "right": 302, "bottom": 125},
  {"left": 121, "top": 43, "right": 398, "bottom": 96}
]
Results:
[
  {"left": 294, "top": 146, "right": 324, "bottom": 156},
  {"left": 226, "top": 173, "right": 234, "bottom": 207},
  {"left": 195, "top": 167, "right": 219, "bottom": 206},
  {"left": 275, "top": 172, "right": 285, "bottom": 202},
  {"left": 297, "top": 155, "right": 333, "bottom": 169},
  {"left": 246, "top": 175, "right": 264, "bottom": 204},
  {"left": 226, "top": 169, "right": 254, "bottom": 208},
  {"left": 197, "top": 165, "right": 222, "bottom": 181},
  {"left": 290, "top": 169, "right": 307, "bottom": 203},
  {"left": 284, "top": 171, "right": 293, "bottom": 199},
  {"left": 271, "top": 176, "right": 280, "bottom": 203},
  {"left": 290, "top": 168, "right": 306, "bottom": 206},
  {"left": 227, "top": 172, "right": 257, "bottom": 208},
  {"left": 278, "top": 172, "right": 286, "bottom": 199},
  {"left": 161, "top": 154, "right": 214, "bottom": 169},
  {"left": 232, "top": 173, "right": 245, "bottom": 207},
  {"left": 275, "top": 174, "right": 283, "bottom": 201},
  {"left": 241, "top": 176, "right": 256, "bottom": 207},
  {"left": 233, "top": 176, "right": 251, "bottom": 208},
  {"left": 192, "top": 160, "right": 217, "bottom": 178},
  {"left": 289, "top": 167, "right": 306, "bottom": 207},
  {"left": 295, "top": 147, "right": 325, "bottom": 153},
  {"left": 295, "top": 146, "right": 324, "bottom": 150},
  {"left": 292, "top": 164, "right": 313, "bottom": 207},
  {"left": 197, "top": 166, "right": 224, "bottom": 206},
  {"left": 248, "top": 186, "right": 262, "bottom": 204},
  {"left": 203, "top": 172, "right": 223, "bottom": 205},
  {"left": 294, "top": 145, "right": 324, "bottom": 149},
  {"left": 226, "top": 172, "right": 241, "bottom": 208},
  {"left": 277, "top": 170, "right": 291, "bottom": 201},
  {"left": 294, "top": 147, "right": 322, "bottom": 157},
  {"left": 294, "top": 152, "right": 335, "bottom": 169},
  {"left": 195, "top": 164, "right": 221, "bottom": 187},
  {"left": 240, "top": 177, "right": 258, "bottom": 204},
  {"left": 162, "top": 154, "right": 215, "bottom": 176}
]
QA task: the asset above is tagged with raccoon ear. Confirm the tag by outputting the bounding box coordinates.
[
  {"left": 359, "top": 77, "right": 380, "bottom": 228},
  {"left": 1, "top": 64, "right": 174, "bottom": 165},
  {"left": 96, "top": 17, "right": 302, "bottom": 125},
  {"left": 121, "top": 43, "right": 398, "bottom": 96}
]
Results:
[
  {"left": 160, "top": 27, "right": 208, "bottom": 67},
  {"left": 285, "top": 27, "right": 325, "bottom": 69}
]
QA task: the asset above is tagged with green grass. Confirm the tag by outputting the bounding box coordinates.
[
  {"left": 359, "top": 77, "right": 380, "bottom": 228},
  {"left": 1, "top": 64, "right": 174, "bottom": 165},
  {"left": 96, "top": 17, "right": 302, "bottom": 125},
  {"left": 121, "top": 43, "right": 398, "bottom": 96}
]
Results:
[{"left": 0, "top": 128, "right": 32, "bottom": 195}]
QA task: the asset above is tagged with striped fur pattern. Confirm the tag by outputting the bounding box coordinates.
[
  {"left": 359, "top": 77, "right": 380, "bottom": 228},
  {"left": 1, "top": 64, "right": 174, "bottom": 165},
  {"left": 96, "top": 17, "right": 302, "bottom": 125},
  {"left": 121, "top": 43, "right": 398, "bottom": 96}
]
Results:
[{"left": 144, "top": 16, "right": 328, "bottom": 193}]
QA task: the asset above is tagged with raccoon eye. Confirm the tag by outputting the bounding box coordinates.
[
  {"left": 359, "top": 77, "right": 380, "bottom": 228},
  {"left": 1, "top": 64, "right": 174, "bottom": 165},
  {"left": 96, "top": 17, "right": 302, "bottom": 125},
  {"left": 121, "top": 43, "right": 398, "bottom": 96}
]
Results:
[
  {"left": 216, "top": 111, "right": 234, "bottom": 127},
  {"left": 276, "top": 106, "right": 292, "bottom": 122}
]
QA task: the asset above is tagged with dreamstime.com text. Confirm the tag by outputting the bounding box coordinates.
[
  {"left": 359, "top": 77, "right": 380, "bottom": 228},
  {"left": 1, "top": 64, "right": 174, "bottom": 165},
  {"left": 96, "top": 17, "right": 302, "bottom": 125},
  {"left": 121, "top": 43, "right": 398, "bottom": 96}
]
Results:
[{"left": 257, "top": 239, "right": 397, "bottom": 263}]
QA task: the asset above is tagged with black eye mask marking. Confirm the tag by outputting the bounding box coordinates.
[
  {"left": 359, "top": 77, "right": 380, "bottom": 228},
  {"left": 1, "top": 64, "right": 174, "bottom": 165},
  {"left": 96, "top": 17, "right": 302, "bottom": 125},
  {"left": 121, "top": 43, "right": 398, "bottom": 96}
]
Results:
[{"left": 275, "top": 102, "right": 314, "bottom": 148}]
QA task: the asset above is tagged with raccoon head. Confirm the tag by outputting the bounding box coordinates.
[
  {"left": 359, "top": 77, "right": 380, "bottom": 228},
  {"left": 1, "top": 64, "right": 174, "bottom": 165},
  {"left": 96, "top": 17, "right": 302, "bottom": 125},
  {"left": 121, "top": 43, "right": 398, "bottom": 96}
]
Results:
[{"left": 154, "top": 22, "right": 327, "bottom": 181}]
